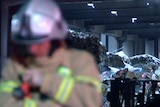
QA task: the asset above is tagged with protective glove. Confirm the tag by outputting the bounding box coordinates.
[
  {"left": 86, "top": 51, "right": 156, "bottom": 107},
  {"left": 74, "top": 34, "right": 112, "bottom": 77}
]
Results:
[{"left": 23, "top": 69, "right": 44, "bottom": 87}]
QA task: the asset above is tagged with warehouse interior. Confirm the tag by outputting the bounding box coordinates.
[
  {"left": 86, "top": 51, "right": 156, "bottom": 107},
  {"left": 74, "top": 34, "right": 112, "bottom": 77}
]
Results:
[
  {"left": 1, "top": 0, "right": 160, "bottom": 59},
  {"left": 1, "top": 0, "right": 160, "bottom": 107}
]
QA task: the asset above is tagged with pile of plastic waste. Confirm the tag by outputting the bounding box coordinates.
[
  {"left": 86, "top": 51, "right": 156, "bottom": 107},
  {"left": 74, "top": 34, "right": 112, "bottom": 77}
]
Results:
[
  {"left": 100, "top": 51, "right": 160, "bottom": 107},
  {"left": 101, "top": 51, "right": 160, "bottom": 81}
]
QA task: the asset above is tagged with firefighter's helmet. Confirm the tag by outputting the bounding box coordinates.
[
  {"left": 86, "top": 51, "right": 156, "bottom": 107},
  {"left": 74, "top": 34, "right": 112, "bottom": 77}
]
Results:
[{"left": 11, "top": 0, "right": 68, "bottom": 45}]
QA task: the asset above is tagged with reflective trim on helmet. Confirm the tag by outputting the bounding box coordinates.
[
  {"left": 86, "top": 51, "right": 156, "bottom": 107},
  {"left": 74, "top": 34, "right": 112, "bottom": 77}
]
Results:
[
  {"left": 11, "top": 15, "right": 21, "bottom": 33},
  {"left": 30, "top": 13, "right": 53, "bottom": 35},
  {"left": 11, "top": 33, "right": 50, "bottom": 45}
]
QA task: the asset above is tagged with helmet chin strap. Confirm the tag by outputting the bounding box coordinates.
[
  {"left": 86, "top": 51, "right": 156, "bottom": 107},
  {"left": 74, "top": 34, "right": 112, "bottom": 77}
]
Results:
[{"left": 59, "top": 40, "right": 67, "bottom": 48}]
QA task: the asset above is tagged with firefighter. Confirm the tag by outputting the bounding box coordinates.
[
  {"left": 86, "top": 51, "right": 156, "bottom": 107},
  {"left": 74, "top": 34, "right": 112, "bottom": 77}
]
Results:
[{"left": 0, "top": 0, "right": 102, "bottom": 107}]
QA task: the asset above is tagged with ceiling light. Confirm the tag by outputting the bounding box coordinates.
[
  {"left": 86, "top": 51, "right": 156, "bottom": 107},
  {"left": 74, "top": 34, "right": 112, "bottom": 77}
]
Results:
[
  {"left": 111, "top": 10, "right": 118, "bottom": 16},
  {"left": 150, "top": 23, "right": 155, "bottom": 26},
  {"left": 147, "top": 2, "right": 150, "bottom": 6},
  {"left": 87, "top": 3, "right": 95, "bottom": 8},
  {"left": 132, "top": 17, "right": 137, "bottom": 23}
]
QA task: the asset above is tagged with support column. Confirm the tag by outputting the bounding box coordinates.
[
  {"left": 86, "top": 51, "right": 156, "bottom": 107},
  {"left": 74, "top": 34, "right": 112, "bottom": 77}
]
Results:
[
  {"left": 100, "top": 33, "right": 108, "bottom": 51},
  {"left": 1, "top": 1, "right": 9, "bottom": 72},
  {"left": 1, "top": 0, "right": 25, "bottom": 73},
  {"left": 123, "top": 41, "right": 134, "bottom": 57},
  {"left": 145, "top": 39, "right": 155, "bottom": 56},
  {"left": 136, "top": 37, "right": 145, "bottom": 55},
  {"left": 0, "top": 0, "right": 2, "bottom": 77},
  {"left": 122, "top": 35, "right": 137, "bottom": 57},
  {"left": 158, "top": 38, "right": 160, "bottom": 58},
  {"left": 154, "top": 37, "right": 158, "bottom": 58},
  {"left": 108, "top": 36, "right": 118, "bottom": 52}
]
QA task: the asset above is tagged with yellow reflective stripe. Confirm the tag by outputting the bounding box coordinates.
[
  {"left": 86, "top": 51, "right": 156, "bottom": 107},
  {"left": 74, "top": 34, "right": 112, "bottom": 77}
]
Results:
[
  {"left": 76, "top": 76, "right": 102, "bottom": 92},
  {"left": 55, "top": 77, "right": 68, "bottom": 101},
  {"left": 24, "top": 98, "right": 37, "bottom": 107},
  {"left": 55, "top": 66, "right": 75, "bottom": 104},
  {"left": 56, "top": 66, "right": 101, "bottom": 105},
  {"left": 0, "top": 81, "right": 19, "bottom": 93},
  {"left": 0, "top": 81, "right": 37, "bottom": 107},
  {"left": 55, "top": 77, "right": 75, "bottom": 104},
  {"left": 61, "top": 78, "right": 75, "bottom": 104}
]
